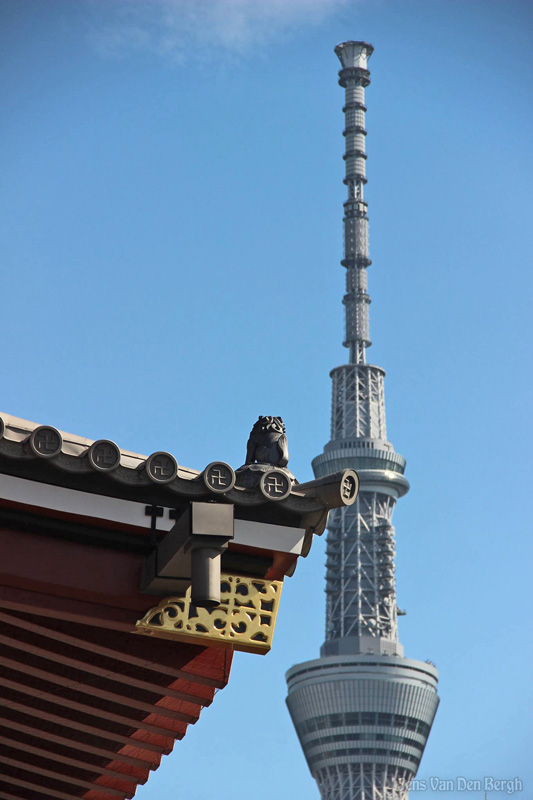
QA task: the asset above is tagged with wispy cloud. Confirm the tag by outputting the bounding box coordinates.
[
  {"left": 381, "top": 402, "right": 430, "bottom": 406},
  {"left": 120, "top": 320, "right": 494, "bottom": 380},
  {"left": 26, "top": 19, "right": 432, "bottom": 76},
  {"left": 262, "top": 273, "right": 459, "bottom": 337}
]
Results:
[{"left": 89, "top": 0, "right": 349, "bottom": 61}]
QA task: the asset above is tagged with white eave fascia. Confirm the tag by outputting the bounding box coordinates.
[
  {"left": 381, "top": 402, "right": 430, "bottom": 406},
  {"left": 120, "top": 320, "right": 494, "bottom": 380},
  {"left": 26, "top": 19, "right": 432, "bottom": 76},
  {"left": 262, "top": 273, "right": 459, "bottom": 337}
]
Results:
[{"left": 0, "top": 473, "right": 304, "bottom": 556}]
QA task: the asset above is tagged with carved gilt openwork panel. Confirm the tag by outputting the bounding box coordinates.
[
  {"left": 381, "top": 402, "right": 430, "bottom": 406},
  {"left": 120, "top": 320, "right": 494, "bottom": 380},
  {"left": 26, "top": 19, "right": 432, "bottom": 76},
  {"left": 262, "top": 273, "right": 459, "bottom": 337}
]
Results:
[{"left": 136, "top": 573, "right": 283, "bottom": 655}]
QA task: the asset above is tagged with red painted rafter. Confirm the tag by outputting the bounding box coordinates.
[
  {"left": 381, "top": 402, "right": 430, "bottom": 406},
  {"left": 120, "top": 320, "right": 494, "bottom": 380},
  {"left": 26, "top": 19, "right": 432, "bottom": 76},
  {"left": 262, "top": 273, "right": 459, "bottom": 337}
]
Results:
[
  {"left": 0, "top": 718, "right": 152, "bottom": 770},
  {"left": 0, "top": 733, "right": 145, "bottom": 786},
  {"left": 0, "top": 794, "right": 54, "bottom": 800},
  {"left": 0, "top": 771, "right": 117, "bottom": 800},
  {"left": 0, "top": 583, "right": 143, "bottom": 631},
  {"left": 0, "top": 593, "right": 225, "bottom": 688},
  {"left": 0, "top": 654, "right": 198, "bottom": 725},
  {"left": 0, "top": 754, "right": 129, "bottom": 798},
  {"left": 0, "top": 521, "right": 233, "bottom": 798},
  {"left": 0, "top": 675, "right": 184, "bottom": 737},
  {"left": 0, "top": 695, "right": 172, "bottom": 756},
  {"left": 0, "top": 622, "right": 210, "bottom": 706},
  {"left": 0, "top": 793, "right": 68, "bottom": 800}
]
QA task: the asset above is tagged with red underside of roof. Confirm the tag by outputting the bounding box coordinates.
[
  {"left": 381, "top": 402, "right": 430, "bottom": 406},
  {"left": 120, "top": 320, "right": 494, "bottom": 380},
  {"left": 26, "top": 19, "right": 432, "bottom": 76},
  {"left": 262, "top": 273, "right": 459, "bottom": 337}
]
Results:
[{"left": 0, "top": 524, "right": 233, "bottom": 800}]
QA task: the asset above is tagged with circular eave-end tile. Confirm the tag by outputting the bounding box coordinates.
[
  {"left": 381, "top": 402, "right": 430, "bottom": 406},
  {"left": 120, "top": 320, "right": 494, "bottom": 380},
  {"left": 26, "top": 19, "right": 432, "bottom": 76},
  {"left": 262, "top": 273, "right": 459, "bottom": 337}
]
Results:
[
  {"left": 145, "top": 451, "right": 178, "bottom": 483},
  {"left": 202, "top": 461, "right": 236, "bottom": 494},
  {"left": 341, "top": 469, "right": 359, "bottom": 505},
  {"left": 29, "top": 426, "right": 63, "bottom": 458},
  {"left": 88, "top": 440, "right": 121, "bottom": 472},
  {"left": 259, "top": 469, "right": 292, "bottom": 501}
]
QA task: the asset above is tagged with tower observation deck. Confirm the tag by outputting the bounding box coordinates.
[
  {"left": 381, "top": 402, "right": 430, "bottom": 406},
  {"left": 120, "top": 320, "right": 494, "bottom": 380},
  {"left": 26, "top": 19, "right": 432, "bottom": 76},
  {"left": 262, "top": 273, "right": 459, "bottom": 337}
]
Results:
[{"left": 286, "top": 42, "right": 439, "bottom": 800}]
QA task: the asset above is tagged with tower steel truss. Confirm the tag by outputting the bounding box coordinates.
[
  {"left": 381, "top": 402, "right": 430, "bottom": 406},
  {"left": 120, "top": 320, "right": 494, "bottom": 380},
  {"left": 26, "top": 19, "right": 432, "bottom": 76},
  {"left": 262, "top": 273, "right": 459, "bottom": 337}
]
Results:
[{"left": 286, "top": 42, "right": 439, "bottom": 800}]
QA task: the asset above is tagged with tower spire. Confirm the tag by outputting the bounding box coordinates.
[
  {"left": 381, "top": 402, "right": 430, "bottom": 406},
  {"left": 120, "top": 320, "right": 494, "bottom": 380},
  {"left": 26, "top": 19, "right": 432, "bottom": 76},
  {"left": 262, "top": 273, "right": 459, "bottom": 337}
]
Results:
[
  {"left": 336, "top": 41, "right": 373, "bottom": 365},
  {"left": 285, "top": 42, "right": 440, "bottom": 800}
]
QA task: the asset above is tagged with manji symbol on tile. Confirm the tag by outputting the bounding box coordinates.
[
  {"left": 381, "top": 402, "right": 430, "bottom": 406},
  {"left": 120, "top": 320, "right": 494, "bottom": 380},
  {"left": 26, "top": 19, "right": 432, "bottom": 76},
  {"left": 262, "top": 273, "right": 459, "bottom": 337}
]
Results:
[{"left": 136, "top": 573, "right": 283, "bottom": 655}]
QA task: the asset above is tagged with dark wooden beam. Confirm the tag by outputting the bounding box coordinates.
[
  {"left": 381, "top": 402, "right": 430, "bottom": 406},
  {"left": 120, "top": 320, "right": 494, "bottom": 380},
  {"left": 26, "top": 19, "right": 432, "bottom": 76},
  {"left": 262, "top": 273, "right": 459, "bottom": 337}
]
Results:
[
  {"left": 0, "top": 792, "right": 51, "bottom": 800},
  {"left": 0, "top": 583, "right": 140, "bottom": 631},
  {"left": 0, "top": 754, "right": 128, "bottom": 798},
  {"left": 0, "top": 653, "right": 197, "bottom": 724},
  {"left": 0, "top": 718, "right": 152, "bottom": 769},
  {"left": 0, "top": 675, "right": 184, "bottom": 737},
  {"left": 0, "top": 603, "right": 226, "bottom": 688},
  {"left": 0, "top": 772, "right": 112, "bottom": 800},
  {"left": 0, "top": 733, "right": 144, "bottom": 786},
  {"left": 0, "top": 505, "right": 152, "bottom": 553},
  {"left": 0, "top": 527, "right": 148, "bottom": 608},
  {"left": 0, "top": 695, "right": 173, "bottom": 755},
  {"left": 0, "top": 793, "right": 44, "bottom": 800},
  {"left": 0, "top": 619, "right": 210, "bottom": 705}
]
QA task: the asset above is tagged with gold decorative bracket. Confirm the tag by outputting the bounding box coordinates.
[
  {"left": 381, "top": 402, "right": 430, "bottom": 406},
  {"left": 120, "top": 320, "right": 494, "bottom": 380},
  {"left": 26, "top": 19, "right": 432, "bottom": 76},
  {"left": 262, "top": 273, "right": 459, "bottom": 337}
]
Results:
[{"left": 136, "top": 573, "right": 283, "bottom": 655}]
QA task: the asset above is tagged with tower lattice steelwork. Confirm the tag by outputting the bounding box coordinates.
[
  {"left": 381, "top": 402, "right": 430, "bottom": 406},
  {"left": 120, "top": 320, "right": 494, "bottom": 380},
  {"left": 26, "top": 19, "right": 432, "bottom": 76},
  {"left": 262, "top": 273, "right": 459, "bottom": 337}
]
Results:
[{"left": 286, "top": 42, "right": 439, "bottom": 800}]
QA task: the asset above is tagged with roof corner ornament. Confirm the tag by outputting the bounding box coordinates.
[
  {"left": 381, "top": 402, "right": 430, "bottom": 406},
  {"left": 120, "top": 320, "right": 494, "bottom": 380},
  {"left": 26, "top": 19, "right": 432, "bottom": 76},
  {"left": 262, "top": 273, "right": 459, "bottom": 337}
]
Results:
[{"left": 237, "top": 416, "right": 296, "bottom": 493}]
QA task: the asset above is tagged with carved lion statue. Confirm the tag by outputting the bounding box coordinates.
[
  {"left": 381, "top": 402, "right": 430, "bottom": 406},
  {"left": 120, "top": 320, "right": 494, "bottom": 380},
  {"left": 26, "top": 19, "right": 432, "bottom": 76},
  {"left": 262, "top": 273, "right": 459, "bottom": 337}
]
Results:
[{"left": 245, "top": 416, "right": 289, "bottom": 468}]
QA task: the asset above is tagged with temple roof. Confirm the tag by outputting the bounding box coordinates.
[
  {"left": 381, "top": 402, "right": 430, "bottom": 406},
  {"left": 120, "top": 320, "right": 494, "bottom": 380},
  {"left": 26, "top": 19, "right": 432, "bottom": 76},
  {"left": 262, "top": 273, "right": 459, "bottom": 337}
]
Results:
[{"left": 0, "top": 411, "right": 358, "bottom": 798}]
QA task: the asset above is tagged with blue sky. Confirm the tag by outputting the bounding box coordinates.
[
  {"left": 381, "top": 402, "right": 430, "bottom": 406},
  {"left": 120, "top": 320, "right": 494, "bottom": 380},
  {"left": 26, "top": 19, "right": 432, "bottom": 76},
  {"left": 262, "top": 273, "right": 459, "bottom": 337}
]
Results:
[{"left": 1, "top": 1, "right": 532, "bottom": 798}]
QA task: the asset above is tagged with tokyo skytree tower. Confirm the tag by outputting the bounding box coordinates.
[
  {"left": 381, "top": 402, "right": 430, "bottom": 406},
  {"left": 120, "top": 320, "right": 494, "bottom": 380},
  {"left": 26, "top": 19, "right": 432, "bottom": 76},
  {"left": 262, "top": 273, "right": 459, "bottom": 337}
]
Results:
[{"left": 285, "top": 42, "right": 440, "bottom": 800}]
